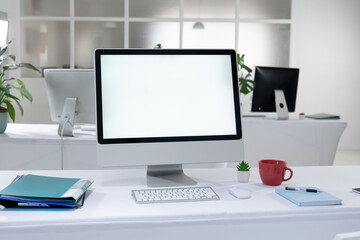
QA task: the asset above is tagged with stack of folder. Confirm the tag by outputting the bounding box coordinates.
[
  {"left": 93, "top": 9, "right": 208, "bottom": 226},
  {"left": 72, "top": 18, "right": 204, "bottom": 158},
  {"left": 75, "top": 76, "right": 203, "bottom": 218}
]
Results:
[
  {"left": 305, "top": 113, "right": 340, "bottom": 120},
  {"left": 0, "top": 174, "right": 93, "bottom": 208}
]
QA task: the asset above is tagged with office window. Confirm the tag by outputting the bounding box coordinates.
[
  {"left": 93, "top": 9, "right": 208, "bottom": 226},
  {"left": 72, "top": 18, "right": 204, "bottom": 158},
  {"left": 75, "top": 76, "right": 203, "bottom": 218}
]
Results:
[
  {"left": 19, "top": 0, "right": 292, "bottom": 77},
  {"left": 183, "top": 22, "right": 235, "bottom": 49},
  {"left": 129, "top": 22, "right": 179, "bottom": 48},
  {"left": 75, "top": 0, "right": 125, "bottom": 17},
  {"left": 238, "top": 23, "right": 290, "bottom": 68},
  {"left": 75, "top": 22, "right": 125, "bottom": 68},
  {"left": 239, "top": 0, "right": 291, "bottom": 19},
  {"left": 129, "top": 0, "right": 179, "bottom": 18},
  {"left": 21, "top": 0, "right": 70, "bottom": 17},
  {"left": 20, "top": 21, "right": 70, "bottom": 77},
  {"left": 183, "top": 0, "right": 235, "bottom": 19}
]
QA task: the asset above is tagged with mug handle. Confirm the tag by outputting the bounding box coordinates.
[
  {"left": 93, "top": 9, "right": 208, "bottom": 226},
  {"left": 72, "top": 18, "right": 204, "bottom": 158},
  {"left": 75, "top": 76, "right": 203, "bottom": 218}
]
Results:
[{"left": 282, "top": 167, "right": 293, "bottom": 181}]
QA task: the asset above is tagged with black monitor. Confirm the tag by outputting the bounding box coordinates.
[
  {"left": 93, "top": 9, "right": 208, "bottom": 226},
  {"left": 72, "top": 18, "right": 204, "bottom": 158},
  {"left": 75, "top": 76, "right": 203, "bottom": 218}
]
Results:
[{"left": 251, "top": 66, "right": 299, "bottom": 120}]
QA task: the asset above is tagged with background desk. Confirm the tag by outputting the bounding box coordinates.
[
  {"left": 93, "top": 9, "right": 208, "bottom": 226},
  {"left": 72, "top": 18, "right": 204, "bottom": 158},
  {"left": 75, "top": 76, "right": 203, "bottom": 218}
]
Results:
[
  {"left": 0, "top": 118, "right": 347, "bottom": 170},
  {"left": 241, "top": 118, "right": 347, "bottom": 167},
  {"left": 0, "top": 124, "right": 97, "bottom": 170},
  {"left": 0, "top": 166, "right": 359, "bottom": 240}
]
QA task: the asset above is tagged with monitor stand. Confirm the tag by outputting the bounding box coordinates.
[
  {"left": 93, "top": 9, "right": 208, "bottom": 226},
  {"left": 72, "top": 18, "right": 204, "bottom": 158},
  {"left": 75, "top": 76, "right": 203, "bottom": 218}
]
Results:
[
  {"left": 147, "top": 164, "right": 197, "bottom": 187},
  {"left": 274, "top": 89, "right": 289, "bottom": 120},
  {"left": 58, "top": 97, "right": 77, "bottom": 137}
]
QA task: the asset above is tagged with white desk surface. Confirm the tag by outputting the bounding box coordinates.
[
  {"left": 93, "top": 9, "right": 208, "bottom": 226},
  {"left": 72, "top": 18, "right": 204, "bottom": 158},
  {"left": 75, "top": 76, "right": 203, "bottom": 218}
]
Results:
[
  {"left": 0, "top": 166, "right": 359, "bottom": 240},
  {"left": 0, "top": 123, "right": 96, "bottom": 144}
]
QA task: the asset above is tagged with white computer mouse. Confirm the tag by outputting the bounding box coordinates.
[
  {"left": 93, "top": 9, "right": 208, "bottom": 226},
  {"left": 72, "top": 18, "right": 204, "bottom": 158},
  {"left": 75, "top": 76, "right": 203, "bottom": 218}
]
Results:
[{"left": 228, "top": 187, "right": 251, "bottom": 199}]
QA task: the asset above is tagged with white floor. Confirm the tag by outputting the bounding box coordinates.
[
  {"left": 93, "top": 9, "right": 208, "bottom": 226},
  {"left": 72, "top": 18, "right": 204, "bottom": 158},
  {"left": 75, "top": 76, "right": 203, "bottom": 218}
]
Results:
[{"left": 333, "top": 150, "right": 360, "bottom": 166}]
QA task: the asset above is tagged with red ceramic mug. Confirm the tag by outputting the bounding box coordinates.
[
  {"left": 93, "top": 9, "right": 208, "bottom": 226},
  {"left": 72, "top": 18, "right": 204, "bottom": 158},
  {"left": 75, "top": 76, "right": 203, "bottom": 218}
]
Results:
[{"left": 258, "top": 160, "right": 293, "bottom": 186}]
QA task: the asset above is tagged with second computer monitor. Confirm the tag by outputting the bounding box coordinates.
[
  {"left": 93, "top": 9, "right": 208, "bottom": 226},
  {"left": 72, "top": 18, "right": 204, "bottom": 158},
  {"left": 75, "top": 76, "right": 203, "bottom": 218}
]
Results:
[
  {"left": 44, "top": 69, "right": 95, "bottom": 136},
  {"left": 251, "top": 66, "right": 299, "bottom": 120}
]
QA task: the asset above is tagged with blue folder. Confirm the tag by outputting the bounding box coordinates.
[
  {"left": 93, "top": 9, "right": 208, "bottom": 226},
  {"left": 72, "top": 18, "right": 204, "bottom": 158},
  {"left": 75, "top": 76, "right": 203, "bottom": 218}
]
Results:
[{"left": 0, "top": 174, "right": 93, "bottom": 208}]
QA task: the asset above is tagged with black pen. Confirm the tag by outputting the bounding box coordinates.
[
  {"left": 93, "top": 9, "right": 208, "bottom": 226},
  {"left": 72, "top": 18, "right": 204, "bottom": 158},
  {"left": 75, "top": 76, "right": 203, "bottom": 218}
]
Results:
[{"left": 285, "top": 187, "right": 319, "bottom": 193}]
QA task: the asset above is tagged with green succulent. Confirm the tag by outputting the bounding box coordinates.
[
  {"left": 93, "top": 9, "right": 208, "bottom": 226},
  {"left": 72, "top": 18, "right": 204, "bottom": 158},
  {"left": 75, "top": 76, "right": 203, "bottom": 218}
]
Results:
[
  {"left": 0, "top": 41, "right": 40, "bottom": 122},
  {"left": 236, "top": 160, "right": 251, "bottom": 171}
]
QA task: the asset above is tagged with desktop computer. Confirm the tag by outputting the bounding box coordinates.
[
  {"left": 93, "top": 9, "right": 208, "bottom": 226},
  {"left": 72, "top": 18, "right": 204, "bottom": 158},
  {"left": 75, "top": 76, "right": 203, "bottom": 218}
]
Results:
[
  {"left": 251, "top": 66, "right": 299, "bottom": 120},
  {"left": 44, "top": 69, "right": 96, "bottom": 136},
  {"left": 94, "top": 49, "right": 245, "bottom": 187}
]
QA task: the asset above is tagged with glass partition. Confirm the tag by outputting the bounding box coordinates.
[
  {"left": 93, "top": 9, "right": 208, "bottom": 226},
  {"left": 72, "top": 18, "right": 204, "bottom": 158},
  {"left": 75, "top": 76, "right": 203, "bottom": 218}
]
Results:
[
  {"left": 129, "top": 22, "right": 179, "bottom": 48},
  {"left": 20, "top": 21, "right": 70, "bottom": 77},
  {"left": 21, "top": 0, "right": 69, "bottom": 17},
  {"left": 75, "top": 0, "right": 124, "bottom": 17},
  {"left": 75, "top": 21, "right": 124, "bottom": 68}
]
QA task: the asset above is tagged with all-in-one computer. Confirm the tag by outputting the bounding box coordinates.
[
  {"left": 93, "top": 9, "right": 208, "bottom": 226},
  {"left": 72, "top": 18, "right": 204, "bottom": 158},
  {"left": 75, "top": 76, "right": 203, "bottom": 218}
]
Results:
[
  {"left": 94, "top": 49, "right": 244, "bottom": 187},
  {"left": 251, "top": 66, "right": 299, "bottom": 120},
  {"left": 44, "top": 69, "right": 96, "bottom": 136}
]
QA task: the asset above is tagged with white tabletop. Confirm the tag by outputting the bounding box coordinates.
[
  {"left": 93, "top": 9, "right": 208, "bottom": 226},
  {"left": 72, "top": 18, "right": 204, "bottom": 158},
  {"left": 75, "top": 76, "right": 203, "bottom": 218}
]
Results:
[
  {"left": 0, "top": 166, "right": 359, "bottom": 240},
  {"left": 0, "top": 123, "right": 96, "bottom": 144}
]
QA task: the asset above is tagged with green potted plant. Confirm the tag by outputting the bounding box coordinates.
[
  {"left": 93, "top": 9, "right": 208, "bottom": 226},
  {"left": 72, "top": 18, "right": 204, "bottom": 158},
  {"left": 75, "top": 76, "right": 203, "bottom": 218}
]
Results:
[
  {"left": 236, "top": 160, "right": 251, "bottom": 183},
  {"left": 0, "top": 41, "right": 40, "bottom": 133},
  {"left": 237, "top": 53, "right": 255, "bottom": 95}
]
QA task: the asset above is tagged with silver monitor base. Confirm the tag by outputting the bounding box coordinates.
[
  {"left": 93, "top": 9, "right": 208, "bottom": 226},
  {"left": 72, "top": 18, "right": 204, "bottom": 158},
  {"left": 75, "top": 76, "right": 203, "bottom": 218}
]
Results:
[
  {"left": 58, "top": 97, "right": 77, "bottom": 137},
  {"left": 146, "top": 164, "right": 197, "bottom": 187},
  {"left": 274, "top": 89, "right": 289, "bottom": 120}
]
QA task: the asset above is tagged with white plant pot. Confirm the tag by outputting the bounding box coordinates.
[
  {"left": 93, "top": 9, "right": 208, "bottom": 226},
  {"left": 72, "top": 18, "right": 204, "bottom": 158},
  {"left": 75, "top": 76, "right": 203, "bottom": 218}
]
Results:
[
  {"left": 237, "top": 171, "right": 250, "bottom": 183},
  {"left": 0, "top": 110, "right": 8, "bottom": 133}
]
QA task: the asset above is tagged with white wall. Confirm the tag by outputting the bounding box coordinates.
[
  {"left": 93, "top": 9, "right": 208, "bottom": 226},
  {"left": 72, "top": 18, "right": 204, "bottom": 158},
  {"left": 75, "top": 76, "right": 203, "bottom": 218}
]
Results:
[
  {"left": 291, "top": 0, "right": 360, "bottom": 150},
  {"left": 1, "top": 0, "right": 359, "bottom": 150}
]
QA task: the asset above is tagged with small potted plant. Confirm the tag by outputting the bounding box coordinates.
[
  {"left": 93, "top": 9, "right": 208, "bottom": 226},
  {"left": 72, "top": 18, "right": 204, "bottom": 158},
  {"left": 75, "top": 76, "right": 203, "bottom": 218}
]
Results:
[
  {"left": 0, "top": 41, "right": 40, "bottom": 133},
  {"left": 236, "top": 160, "right": 251, "bottom": 183}
]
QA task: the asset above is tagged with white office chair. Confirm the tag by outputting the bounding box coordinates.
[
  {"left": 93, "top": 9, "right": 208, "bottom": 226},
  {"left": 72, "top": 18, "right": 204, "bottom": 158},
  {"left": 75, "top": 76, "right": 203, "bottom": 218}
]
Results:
[{"left": 334, "top": 231, "right": 360, "bottom": 240}]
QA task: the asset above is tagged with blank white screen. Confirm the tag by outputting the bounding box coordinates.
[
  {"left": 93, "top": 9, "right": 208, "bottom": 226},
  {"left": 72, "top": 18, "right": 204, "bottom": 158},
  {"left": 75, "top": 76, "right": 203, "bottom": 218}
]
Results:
[{"left": 100, "top": 54, "right": 237, "bottom": 139}]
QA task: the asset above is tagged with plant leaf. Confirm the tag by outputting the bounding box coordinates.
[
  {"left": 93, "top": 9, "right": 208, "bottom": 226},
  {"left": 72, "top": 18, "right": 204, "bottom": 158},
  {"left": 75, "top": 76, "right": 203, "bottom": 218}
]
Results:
[
  {"left": 9, "top": 54, "right": 16, "bottom": 61},
  {"left": 0, "top": 54, "right": 8, "bottom": 62},
  {"left": 16, "top": 79, "right": 25, "bottom": 87},
  {"left": 16, "top": 63, "right": 41, "bottom": 73},
  {"left": 4, "top": 91, "right": 20, "bottom": 102},
  {"left": 242, "top": 64, "right": 252, "bottom": 74},
  {"left": 236, "top": 160, "right": 250, "bottom": 171},
  {"left": 0, "top": 44, "right": 9, "bottom": 57},
  {"left": 14, "top": 98, "right": 24, "bottom": 116},
  {"left": 16, "top": 87, "right": 33, "bottom": 102},
  {"left": 4, "top": 100, "right": 15, "bottom": 122}
]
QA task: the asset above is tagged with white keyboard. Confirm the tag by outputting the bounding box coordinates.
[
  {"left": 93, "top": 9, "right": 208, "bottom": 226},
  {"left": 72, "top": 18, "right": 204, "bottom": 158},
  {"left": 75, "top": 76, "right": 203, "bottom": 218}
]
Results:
[{"left": 132, "top": 186, "right": 220, "bottom": 204}]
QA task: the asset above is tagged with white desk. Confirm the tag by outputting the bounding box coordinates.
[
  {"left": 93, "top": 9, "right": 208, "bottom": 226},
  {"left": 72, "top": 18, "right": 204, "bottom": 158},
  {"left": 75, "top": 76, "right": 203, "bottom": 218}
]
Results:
[
  {"left": 0, "top": 119, "right": 347, "bottom": 170},
  {"left": 241, "top": 118, "right": 347, "bottom": 167},
  {"left": 0, "top": 166, "right": 359, "bottom": 240},
  {"left": 0, "top": 124, "right": 97, "bottom": 170}
]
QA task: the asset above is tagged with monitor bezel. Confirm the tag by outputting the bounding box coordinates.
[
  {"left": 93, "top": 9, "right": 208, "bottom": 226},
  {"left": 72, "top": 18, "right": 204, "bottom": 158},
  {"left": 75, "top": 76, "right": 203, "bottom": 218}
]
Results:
[{"left": 94, "top": 49, "right": 242, "bottom": 145}]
